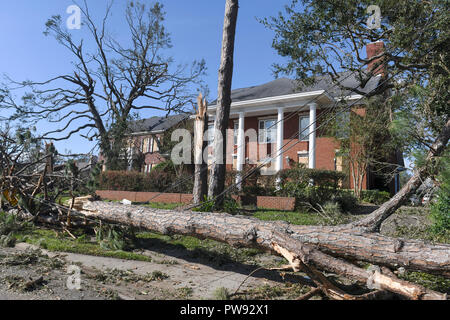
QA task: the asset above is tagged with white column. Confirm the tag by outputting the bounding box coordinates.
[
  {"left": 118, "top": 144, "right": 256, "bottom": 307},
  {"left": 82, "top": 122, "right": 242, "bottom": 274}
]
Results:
[
  {"left": 308, "top": 103, "right": 317, "bottom": 169},
  {"left": 276, "top": 107, "right": 284, "bottom": 172},
  {"left": 236, "top": 112, "right": 245, "bottom": 189},
  {"left": 275, "top": 108, "right": 284, "bottom": 188}
]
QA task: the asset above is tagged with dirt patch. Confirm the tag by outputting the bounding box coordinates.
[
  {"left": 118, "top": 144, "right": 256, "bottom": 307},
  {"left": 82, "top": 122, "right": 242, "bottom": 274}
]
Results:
[{"left": 0, "top": 242, "right": 315, "bottom": 300}]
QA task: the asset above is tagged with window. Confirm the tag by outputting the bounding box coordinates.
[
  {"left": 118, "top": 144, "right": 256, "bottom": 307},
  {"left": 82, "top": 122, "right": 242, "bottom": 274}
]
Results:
[
  {"left": 142, "top": 137, "right": 150, "bottom": 153},
  {"left": 335, "top": 111, "right": 350, "bottom": 139},
  {"left": 233, "top": 121, "right": 239, "bottom": 145},
  {"left": 258, "top": 119, "right": 277, "bottom": 144},
  {"left": 299, "top": 116, "right": 310, "bottom": 141},
  {"left": 298, "top": 151, "right": 309, "bottom": 167},
  {"left": 153, "top": 136, "right": 160, "bottom": 152}
]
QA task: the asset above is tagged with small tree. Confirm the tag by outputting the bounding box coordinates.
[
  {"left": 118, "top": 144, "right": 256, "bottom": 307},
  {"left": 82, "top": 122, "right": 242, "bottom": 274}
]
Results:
[{"left": 330, "top": 97, "right": 397, "bottom": 198}]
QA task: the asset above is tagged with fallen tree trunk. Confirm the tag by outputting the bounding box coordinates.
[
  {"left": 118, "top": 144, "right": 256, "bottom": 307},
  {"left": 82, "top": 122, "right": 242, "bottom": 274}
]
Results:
[{"left": 73, "top": 199, "right": 449, "bottom": 300}]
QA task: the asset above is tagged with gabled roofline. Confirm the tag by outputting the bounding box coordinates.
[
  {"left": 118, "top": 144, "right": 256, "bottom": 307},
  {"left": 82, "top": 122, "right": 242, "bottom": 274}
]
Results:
[
  {"left": 126, "top": 129, "right": 165, "bottom": 136},
  {"left": 207, "top": 90, "right": 333, "bottom": 111}
]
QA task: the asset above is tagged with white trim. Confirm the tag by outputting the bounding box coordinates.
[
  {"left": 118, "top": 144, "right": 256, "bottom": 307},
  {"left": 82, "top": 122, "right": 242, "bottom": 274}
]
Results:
[
  {"left": 127, "top": 129, "right": 165, "bottom": 136},
  {"left": 208, "top": 90, "right": 332, "bottom": 110}
]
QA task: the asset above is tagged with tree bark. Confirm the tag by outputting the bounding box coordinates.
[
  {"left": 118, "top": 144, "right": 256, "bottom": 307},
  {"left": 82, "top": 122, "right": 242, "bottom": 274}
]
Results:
[
  {"left": 193, "top": 93, "right": 208, "bottom": 204},
  {"left": 208, "top": 0, "right": 239, "bottom": 206},
  {"left": 72, "top": 199, "right": 449, "bottom": 300}
]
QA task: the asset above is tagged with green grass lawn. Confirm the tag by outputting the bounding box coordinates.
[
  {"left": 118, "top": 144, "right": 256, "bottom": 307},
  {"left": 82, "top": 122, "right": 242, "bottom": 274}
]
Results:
[
  {"left": 252, "top": 210, "right": 326, "bottom": 226},
  {"left": 142, "top": 202, "right": 183, "bottom": 210},
  {"left": 14, "top": 228, "right": 153, "bottom": 262}
]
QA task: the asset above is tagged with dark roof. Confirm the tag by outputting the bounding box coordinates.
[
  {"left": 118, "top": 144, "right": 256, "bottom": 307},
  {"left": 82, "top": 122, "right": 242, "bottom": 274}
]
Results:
[
  {"left": 129, "top": 113, "right": 190, "bottom": 133},
  {"left": 211, "top": 72, "right": 381, "bottom": 104}
]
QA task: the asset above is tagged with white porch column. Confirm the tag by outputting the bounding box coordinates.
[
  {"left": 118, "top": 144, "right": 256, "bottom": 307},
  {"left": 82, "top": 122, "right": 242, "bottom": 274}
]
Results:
[
  {"left": 275, "top": 108, "right": 284, "bottom": 188},
  {"left": 308, "top": 103, "right": 317, "bottom": 169},
  {"left": 276, "top": 107, "right": 284, "bottom": 172},
  {"left": 235, "top": 112, "right": 245, "bottom": 189}
]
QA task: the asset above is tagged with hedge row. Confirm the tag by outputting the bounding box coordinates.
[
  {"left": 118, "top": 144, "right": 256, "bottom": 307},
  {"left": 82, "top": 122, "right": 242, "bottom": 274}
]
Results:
[{"left": 97, "top": 170, "right": 193, "bottom": 194}]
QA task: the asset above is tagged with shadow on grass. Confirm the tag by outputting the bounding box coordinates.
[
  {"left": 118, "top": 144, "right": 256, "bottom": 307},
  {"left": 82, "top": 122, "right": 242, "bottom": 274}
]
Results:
[{"left": 134, "top": 235, "right": 315, "bottom": 287}]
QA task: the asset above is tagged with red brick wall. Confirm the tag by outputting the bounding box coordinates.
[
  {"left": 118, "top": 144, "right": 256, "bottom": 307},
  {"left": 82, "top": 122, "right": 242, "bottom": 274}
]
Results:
[
  {"left": 96, "top": 190, "right": 193, "bottom": 204},
  {"left": 96, "top": 190, "right": 296, "bottom": 211},
  {"left": 256, "top": 196, "right": 295, "bottom": 211}
]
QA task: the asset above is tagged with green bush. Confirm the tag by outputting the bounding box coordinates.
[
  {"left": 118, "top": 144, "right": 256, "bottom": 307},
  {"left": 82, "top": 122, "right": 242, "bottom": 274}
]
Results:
[
  {"left": 225, "top": 165, "right": 261, "bottom": 195},
  {"left": 359, "top": 190, "right": 391, "bottom": 205},
  {"left": 193, "top": 196, "right": 239, "bottom": 214},
  {"left": 430, "top": 153, "right": 450, "bottom": 236},
  {"left": 223, "top": 197, "right": 239, "bottom": 215},
  {"left": 278, "top": 164, "right": 347, "bottom": 189},
  {"left": 266, "top": 164, "right": 355, "bottom": 212},
  {"left": 97, "top": 165, "right": 193, "bottom": 194},
  {"left": 0, "top": 211, "right": 33, "bottom": 247}
]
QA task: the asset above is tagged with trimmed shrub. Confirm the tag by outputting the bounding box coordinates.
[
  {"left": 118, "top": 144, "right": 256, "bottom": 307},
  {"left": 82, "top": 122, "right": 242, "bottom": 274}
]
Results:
[
  {"left": 225, "top": 165, "right": 261, "bottom": 195},
  {"left": 98, "top": 166, "right": 193, "bottom": 194}
]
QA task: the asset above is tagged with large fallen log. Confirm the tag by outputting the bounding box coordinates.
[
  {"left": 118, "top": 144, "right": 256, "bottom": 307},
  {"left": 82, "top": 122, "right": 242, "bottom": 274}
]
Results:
[{"left": 73, "top": 199, "right": 449, "bottom": 300}]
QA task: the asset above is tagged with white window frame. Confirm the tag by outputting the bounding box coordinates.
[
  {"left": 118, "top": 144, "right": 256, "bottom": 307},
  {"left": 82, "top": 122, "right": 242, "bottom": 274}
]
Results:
[
  {"left": 258, "top": 119, "right": 277, "bottom": 144},
  {"left": 299, "top": 116, "right": 310, "bottom": 141}
]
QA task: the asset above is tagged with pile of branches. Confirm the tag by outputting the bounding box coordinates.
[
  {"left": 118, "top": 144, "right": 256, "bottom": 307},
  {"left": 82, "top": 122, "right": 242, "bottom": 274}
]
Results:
[{"left": 0, "top": 126, "right": 97, "bottom": 226}]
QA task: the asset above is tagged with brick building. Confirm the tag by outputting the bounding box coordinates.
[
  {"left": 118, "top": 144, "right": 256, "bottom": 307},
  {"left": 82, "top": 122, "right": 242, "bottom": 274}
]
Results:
[
  {"left": 101, "top": 113, "right": 191, "bottom": 173},
  {"left": 206, "top": 42, "right": 403, "bottom": 194}
]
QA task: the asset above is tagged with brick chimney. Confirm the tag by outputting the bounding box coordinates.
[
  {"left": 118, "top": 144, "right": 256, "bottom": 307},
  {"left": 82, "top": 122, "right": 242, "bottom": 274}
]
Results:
[{"left": 366, "top": 41, "right": 386, "bottom": 77}]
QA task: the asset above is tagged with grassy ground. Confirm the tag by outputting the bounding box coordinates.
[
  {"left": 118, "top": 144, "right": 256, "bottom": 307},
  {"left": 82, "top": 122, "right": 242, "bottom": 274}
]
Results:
[{"left": 14, "top": 228, "right": 153, "bottom": 262}]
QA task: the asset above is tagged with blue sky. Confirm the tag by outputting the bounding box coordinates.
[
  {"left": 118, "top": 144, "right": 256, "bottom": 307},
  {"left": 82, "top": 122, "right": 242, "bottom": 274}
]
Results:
[{"left": 0, "top": 0, "right": 290, "bottom": 154}]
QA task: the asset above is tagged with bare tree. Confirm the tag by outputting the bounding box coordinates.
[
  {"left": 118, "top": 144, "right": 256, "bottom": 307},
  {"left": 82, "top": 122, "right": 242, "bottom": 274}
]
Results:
[
  {"left": 0, "top": 1, "right": 205, "bottom": 170},
  {"left": 208, "top": 0, "right": 239, "bottom": 206}
]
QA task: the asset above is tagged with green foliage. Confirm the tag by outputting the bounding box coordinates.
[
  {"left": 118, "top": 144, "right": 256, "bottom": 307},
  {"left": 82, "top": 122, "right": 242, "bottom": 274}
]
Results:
[
  {"left": 279, "top": 164, "right": 347, "bottom": 189},
  {"left": 193, "top": 196, "right": 239, "bottom": 214},
  {"left": 98, "top": 165, "right": 193, "bottom": 193},
  {"left": 262, "top": 0, "right": 449, "bottom": 175},
  {"left": 255, "top": 164, "right": 356, "bottom": 212},
  {"left": 212, "top": 287, "right": 231, "bottom": 300},
  {"left": 398, "top": 271, "right": 450, "bottom": 294},
  {"left": 0, "top": 211, "right": 33, "bottom": 247},
  {"left": 95, "top": 224, "right": 136, "bottom": 251},
  {"left": 16, "top": 228, "right": 153, "bottom": 262},
  {"left": 430, "top": 152, "right": 450, "bottom": 237},
  {"left": 193, "top": 196, "right": 215, "bottom": 212},
  {"left": 359, "top": 190, "right": 391, "bottom": 205},
  {"left": 223, "top": 197, "right": 239, "bottom": 215},
  {"left": 86, "top": 162, "right": 103, "bottom": 195}
]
